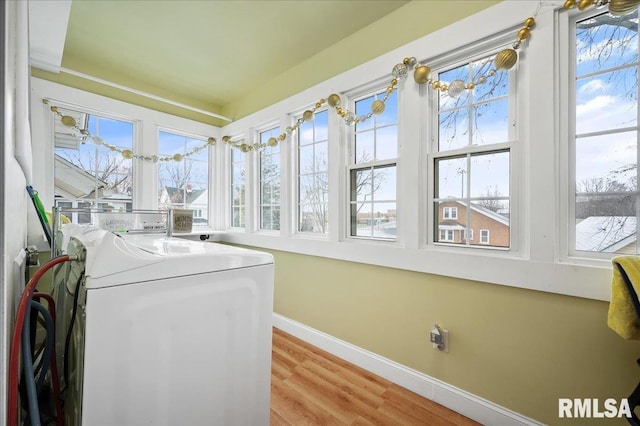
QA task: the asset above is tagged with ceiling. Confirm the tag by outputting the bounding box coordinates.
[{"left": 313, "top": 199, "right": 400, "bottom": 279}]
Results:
[{"left": 30, "top": 0, "right": 409, "bottom": 123}]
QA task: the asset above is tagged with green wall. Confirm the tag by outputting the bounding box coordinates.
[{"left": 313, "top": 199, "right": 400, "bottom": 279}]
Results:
[{"left": 258, "top": 247, "right": 640, "bottom": 425}]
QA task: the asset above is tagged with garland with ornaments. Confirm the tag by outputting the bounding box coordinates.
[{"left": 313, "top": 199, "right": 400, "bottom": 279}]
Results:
[{"left": 48, "top": 0, "right": 639, "bottom": 161}]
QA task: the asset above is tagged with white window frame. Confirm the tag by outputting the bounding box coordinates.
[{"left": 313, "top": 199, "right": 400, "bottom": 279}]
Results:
[
  {"left": 229, "top": 139, "right": 247, "bottom": 230},
  {"left": 30, "top": 78, "right": 220, "bottom": 238},
  {"left": 157, "top": 127, "right": 212, "bottom": 228},
  {"left": 443, "top": 207, "right": 458, "bottom": 219},
  {"left": 428, "top": 34, "right": 517, "bottom": 251},
  {"left": 295, "top": 107, "right": 330, "bottom": 236},
  {"left": 559, "top": 7, "right": 640, "bottom": 262},
  {"left": 346, "top": 80, "right": 399, "bottom": 241},
  {"left": 208, "top": 1, "right": 613, "bottom": 301},
  {"left": 480, "top": 229, "right": 490, "bottom": 244},
  {"left": 256, "top": 124, "right": 282, "bottom": 232}
]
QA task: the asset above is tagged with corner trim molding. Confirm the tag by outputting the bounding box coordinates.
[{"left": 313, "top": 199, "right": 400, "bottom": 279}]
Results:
[{"left": 273, "top": 313, "right": 543, "bottom": 426}]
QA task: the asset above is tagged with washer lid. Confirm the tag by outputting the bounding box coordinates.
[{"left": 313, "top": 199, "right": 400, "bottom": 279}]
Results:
[{"left": 68, "top": 228, "right": 273, "bottom": 289}]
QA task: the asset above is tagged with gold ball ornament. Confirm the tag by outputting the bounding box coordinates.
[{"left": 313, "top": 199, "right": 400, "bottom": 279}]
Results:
[
  {"left": 173, "top": 153, "right": 183, "bottom": 162},
  {"left": 413, "top": 65, "right": 431, "bottom": 84},
  {"left": 207, "top": 137, "right": 216, "bottom": 145},
  {"left": 303, "top": 110, "right": 314, "bottom": 121},
  {"left": 240, "top": 144, "right": 250, "bottom": 153},
  {"left": 524, "top": 17, "right": 535, "bottom": 29},
  {"left": 517, "top": 27, "right": 531, "bottom": 41},
  {"left": 61, "top": 115, "right": 76, "bottom": 127},
  {"left": 466, "top": 82, "right": 475, "bottom": 90},
  {"left": 108, "top": 145, "right": 117, "bottom": 151},
  {"left": 278, "top": 133, "right": 286, "bottom": 141},
  {"left": 222, "top": 135, "right": 231, "bottom": 143},
  {"left": 371, "top": 100, "right": 385, "bottom": 115},
  {"left": 563, "top": 0, "right": 576, "bottom": 8},
  {"left": 122, "top": 149, "right": 134, "bottom": 159},
  {"left": 494, "top": 48, "right": 518, "bottom": 70},
  {"left": 577, "top": 0, "right": 594, "bottom": 10},
  {"left": 267, "top": 137, "right": 278, "bottom": 147},
  {"left": 328, "top": 94, "right": 341, "bottom": 107},
  {"left": 50, "top": 106, "right": 58, "bottom": 113},
  {"left": 609, "top": 0, "right": 640, "bottom": 15}
]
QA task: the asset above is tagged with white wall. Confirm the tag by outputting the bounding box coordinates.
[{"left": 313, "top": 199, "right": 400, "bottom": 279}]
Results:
[{"left": 2, "top": 1, "right": 31, "bottom": 424}]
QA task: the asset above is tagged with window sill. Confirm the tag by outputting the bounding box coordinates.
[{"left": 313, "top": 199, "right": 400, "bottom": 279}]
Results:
[{"left": 220, "top": 231, "right": 613, "bottom": 302}]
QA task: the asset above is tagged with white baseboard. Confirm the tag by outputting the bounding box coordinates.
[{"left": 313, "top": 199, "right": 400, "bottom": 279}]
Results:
[{"left": 273, "top": 313, "right": 544, "bottom": 426}]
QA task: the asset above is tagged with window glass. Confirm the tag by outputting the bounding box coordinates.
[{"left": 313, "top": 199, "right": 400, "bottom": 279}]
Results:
[
  {"left": 350, "top": 89, "right": 398, "bottom": 240},
  {"left": 573, "top": 11, "right": 639, "bottom": 254},
  {"left": 158, "top": 131, "right": 209, "bottom": 226},
  {"left": 433, "top": 52, "right": 513, "bottom": 248},
  {"left": 298, "top": 109, "right": 329, "bottom": 233},
  {"left": 260, "top": 127, "right": 281, "bottom": 231},
  {"left": 230, "top": 146, "right": 246, "bottom": 229},
  {"left": 53, "top": 107, "right": 133, "bottom": 221}
]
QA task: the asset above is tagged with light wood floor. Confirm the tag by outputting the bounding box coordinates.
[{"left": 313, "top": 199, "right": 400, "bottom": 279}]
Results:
[{"left": 271, "top": 328, "right": 481, "bottom": 426}]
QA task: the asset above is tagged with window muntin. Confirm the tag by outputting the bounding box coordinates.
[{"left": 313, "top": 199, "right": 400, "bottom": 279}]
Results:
[
  {"left": 53, "top": 107, "right": 134, "bottom": 221},
  {"left": 444, "top": 207, "right": 458, "bottom": 219},
  {"left": 480, "top": 229, "right": 490, "bottom": 244},
  {"left": 433, "top": 52, "right": 513, "bottom": 249},
  {"left": 259, "top": 127, "right": 281, "bottom": 231},
  {"left": 349, "top": 89, "right": 398, "bottom": 240},
  {"left": 157, "top": 131, "right": 209, "bottom": 226},
  {"left": 572, "top": 10, "right": 639, "bottom": 255},
  {"left": 298, "top": 109, "right": 329, "bottom": 234},
  {"left": 230, "top": 146, "right": 246, "bottom": 229}
]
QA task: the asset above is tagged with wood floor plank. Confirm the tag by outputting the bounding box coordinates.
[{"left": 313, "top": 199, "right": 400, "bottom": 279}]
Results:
[{"left": 271, "top": 327, "right": 482, "bottom": 426}]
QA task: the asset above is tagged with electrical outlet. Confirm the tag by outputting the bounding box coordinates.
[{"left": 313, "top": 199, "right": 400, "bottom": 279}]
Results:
[
  {"left": 430, "top": 325, "right": 449, "bottom": 353},
  {"left": 439, "top": 329, "right": 449, "bottom": 353}
]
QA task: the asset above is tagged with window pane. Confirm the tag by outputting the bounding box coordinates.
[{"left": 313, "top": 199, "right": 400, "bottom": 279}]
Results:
[
  {"left": 297, "top": 110, "right": 328, "bottom": 234},
  {"left": 435, "top": 156, "right": 467, "bottom": 199},
  {"left": 573, "top": 11, "right": 639, "bottom": 254},
  {"left": 439, "top": 108, "right": 469, "bottom": 151},
  {"left": 352, "top": 202, "right": 372, "bottom": 237},
  {"left": 54, "top": 107, "right": 134, "bottom": 223},
  {"left": 352, "top": 169, "right": 372, "bottom": 201},
  {"left": 438, "top": 53, "right": 510, "bottom": 153},
  {"left": 576, "top": 12, "right": 638, "bottom": 76},
  {"left": 376, "top": 125, "right": 398, "bottom": 160},
  {"left": 355, "top": 131, "right": 374, "bottom": 163},
  {"left": 376, "top": 90, "right": 398, "bottom": 127},
  {"left": 260, "top": 127, "right": 281, "bottom": 231},
  {"left": 473, "top": 99, "right": 509, "bottom": 145},
  {"left": 230, "top": 147, "right": 245, "bottom": 229},
  {"left": 158, "top": 131, "right": 209, "bottom": 226},
  {"left": 350, "top": 165, "right": 396, "bottom": 240},
  {"left": 469, "top": 151, "right": 510, "bottom": 198},
  {"left": 576, "top": 68, "right": 638, "bottom": 135}
]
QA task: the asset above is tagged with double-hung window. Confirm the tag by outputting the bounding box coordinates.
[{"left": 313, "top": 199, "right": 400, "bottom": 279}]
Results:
[
  {"left": 570, "top": 9, "right": 639, "bottom": 256},
  {"left": 53, "top": 107, "right": 134, "bottom": 222},
  {"left": 230, "top": 143, "right": 246, "bottom": 229},
  {"left": 158, "top": 130, "right": 209, "bottom": 227},
  {"left": 298, "top": 109, "right": 329, "bottom": 234},
  {"left": 432, "top": 50, "right": 514, "bottom": 248},
  {"left": 259, "top": 126, "right": 281, "bottom": 231},
  {"left": 349, "top": 89, "right": 398, "bottom": 240}
]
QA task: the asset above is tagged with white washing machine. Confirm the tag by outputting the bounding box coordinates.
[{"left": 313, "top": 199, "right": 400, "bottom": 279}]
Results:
[{"left": 53, "top": 226, "right": 274, "bottom": 426}]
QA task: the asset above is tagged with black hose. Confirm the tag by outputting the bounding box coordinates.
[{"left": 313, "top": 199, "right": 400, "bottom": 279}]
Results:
[{"left": 63, "top": 271, "right": 84, "bottom": 393}]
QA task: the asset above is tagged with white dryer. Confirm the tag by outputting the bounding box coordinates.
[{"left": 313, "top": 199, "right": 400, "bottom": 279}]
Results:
[{"left": 54, "top": 226, "right": 274, "bottom": 426}]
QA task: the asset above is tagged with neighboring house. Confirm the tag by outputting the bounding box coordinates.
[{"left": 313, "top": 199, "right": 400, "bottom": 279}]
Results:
[
  {"left": 575, "top": 216, "right": 637, "bottom": 254},
  {"left": 437, "top": 200, "right": 510, "bottom": 247},
  {"left": 159, "top": 186, "right": 208, "bottom": 224}
]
